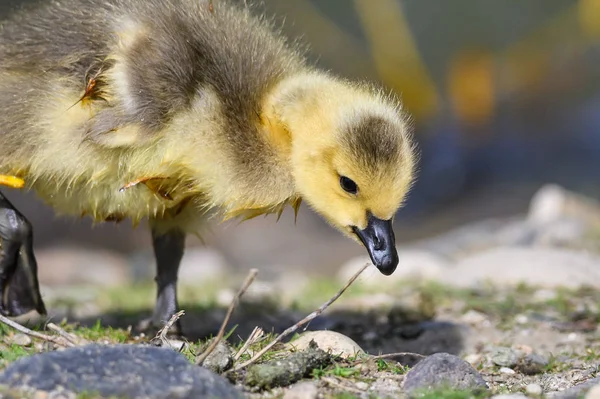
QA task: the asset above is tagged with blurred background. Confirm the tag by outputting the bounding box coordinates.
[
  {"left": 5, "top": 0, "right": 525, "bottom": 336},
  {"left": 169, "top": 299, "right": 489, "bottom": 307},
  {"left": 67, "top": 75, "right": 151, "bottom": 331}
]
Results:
[{"left": 2, "top": 0, "right": 600, "bottom": 280}]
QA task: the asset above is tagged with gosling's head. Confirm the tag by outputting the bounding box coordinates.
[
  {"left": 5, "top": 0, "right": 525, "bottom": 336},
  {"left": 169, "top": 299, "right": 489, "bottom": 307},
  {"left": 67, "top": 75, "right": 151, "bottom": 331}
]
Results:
[{"left": 277, "top": 76, "right": 417, "bottom": 275}]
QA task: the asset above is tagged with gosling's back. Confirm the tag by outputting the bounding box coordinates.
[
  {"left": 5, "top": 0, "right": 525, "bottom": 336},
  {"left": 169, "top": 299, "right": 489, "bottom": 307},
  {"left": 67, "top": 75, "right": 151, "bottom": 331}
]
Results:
[{"left": 0, "top": 0, "right": 307, "bottom": 223}]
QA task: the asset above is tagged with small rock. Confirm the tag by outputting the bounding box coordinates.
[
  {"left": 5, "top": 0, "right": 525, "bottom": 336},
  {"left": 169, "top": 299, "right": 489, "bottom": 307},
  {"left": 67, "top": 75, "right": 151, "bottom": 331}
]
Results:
[
  {"left": 517, "top": 353, "right": 549, "bottom": 375},
  {"left": 337, "top": 250, "right": 450, "bottom": 287},
  {"left": 526, "top": 383, "right": 543, "bottom": 396},
  {"left": 9, "top": 334, "right": 32, "bottom": 347},
  {"left": 440, "top": 247, "right": 600, "bottom": 289},
  {"left": 491, "top": 347, "right": 521, "bottom": 368},
  {"left": 464, "top": 354, "right": 483, "bottom": 366},
  {"left": 286, "top": 330, "right": 364, "bottom": 359},
  {"left": 0, "top": 344, "right": 243, "bottom": 399},
  {"left": 528, "top": 184, "right": 600, "bottom": 226},
  {"left": 283, "top": 381, "right": 319, "bottom": 399},
  {"left": 402, "top": 353, "right": 488, "bottom": 396},
  {"left": 515, "top": 314, "right": 529, "bottom": 324},
  {"left": 199, "top": 340, "right": 234, "bottom": 373},
  {"left": 499, "top": 367, "right": 516, "bottom": 375},
  {"left": 490, "top": 395, "right": 529, "bottom": 399},
  {"left": 355, "top": 381, "right": 369, "bottom": 390}
]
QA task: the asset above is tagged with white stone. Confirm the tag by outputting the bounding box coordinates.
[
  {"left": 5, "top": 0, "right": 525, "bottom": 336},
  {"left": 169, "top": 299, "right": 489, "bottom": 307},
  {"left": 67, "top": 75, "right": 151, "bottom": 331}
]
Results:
[
  {"left": 439, "top": 247, "right": 600, "bottom": 289},
  {"left": 526, "top": 383, "right": 543, "bottom": 396},
  {"left": 499, "top": 367, "right": 516, "bottom": 375},
  {"left": 285, "top": 330, "right": 365, "bottom": 359}
]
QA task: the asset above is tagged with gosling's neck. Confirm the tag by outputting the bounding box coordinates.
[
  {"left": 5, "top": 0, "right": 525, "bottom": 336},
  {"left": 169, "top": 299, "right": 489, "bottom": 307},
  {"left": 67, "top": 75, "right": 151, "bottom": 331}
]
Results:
[{"left": 260, "top": 71, "right": 358, "bottom": 157}]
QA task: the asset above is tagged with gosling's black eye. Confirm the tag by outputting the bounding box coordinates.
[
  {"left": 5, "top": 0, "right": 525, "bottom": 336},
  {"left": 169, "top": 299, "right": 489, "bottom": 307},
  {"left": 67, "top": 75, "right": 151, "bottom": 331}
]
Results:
[{"left": 340, "top": 176, "right": 358, "bottom": 194}]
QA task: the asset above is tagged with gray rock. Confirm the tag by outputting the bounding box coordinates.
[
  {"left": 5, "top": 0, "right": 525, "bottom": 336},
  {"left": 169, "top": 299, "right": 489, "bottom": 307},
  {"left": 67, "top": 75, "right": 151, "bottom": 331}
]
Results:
[
  {"left": 439, "top": 247, "right": 600, "bottom": 289},
  {"left": 491, "top": 347, "right": 521, "bottom": 368},
  {"left": 516, "top": 353, "right": 549, "bottom": 375},
  {"left": 199, "top": 340, "right": 234, "bottom": 373},
  {"left": 490, "top": 395, "right": 530, "bottom": 399},
  {"left": 402, "top": 353, "right": 488, "bottom": 396},
  {"left": 0, "top": 344, "right": 243, "bottom": 399}
]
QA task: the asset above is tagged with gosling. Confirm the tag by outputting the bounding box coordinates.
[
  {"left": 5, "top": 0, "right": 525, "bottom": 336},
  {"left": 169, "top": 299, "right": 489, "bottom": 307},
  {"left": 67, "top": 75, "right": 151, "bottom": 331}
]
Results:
[{"left": 0, "top": 0, "right": 417, "bottom": 333}]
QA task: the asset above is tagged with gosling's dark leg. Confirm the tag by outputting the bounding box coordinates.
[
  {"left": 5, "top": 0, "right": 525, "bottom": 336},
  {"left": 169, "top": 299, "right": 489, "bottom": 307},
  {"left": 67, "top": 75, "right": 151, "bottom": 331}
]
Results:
[
  {"left": 0, "top": 191, "right": 46, "bottom": 316},
  {"left": 138, "top": 228, "right": 185, "bottom": 335}
]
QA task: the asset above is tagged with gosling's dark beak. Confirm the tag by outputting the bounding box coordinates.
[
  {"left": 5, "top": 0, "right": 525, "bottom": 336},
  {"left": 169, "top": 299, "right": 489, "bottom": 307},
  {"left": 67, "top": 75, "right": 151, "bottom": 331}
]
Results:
[{"left": 352, "top": 213, "right": 399, "bottom": 276}]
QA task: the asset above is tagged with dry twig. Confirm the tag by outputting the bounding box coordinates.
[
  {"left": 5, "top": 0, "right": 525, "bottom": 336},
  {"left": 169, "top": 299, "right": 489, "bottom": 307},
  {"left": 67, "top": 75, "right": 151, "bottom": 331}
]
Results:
[
  {"left": 0, "top": 314, "right": 74, "bottom": 348},
  {"left": 196, "top": 268, "right": 258, "bottom": 365},
  {"left": 232, "top": 263, "right": 369, "bottom": 371},
  {"left": 47, "top": 322, "right": 88, "bottom": 346},
  {"left": 233, "top": 326, "right": 265, "bottom": 361},
  {"left": 151, "top": 310, "right": 186, "bottom": 349}
]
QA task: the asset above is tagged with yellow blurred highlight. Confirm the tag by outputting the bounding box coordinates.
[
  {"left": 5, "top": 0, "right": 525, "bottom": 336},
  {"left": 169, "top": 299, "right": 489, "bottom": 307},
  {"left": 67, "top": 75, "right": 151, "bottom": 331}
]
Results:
[
  {"left": 579, "top": 0, "right": 600, "bottom": 39},
  {"left": 500, "top": 5, "right": 578, "bottom": 97},
  {"left": 447, "top": 51, "right": 495, "bottom": 127},
  {"left": 354, "top": 0, "right": 440, "bottom": 121},
  {"left": 0, "top": 175, "right": 25, "bottom": 189}
]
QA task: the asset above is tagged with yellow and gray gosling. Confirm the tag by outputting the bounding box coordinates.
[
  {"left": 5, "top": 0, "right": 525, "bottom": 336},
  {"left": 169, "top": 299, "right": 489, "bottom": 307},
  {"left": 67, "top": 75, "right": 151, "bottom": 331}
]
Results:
[{"left": 0, "top": 0, "right": 417, "bottom": 333}]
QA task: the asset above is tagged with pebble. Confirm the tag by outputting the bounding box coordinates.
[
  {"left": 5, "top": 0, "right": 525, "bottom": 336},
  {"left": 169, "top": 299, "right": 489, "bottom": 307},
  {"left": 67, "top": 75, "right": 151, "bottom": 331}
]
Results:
[
  {"left": 491, "top": 347, "right": 521, "bottom": 368},
  {"left": 499, "top": 367, "right": 516, "bottom": 375},
  {"left": 0, "top": 344, "right": 243, "bottom": 399},
  {"left": 490, "top": 395, "right": 530, "bottom": 399},
  {"left": 440, "top": 247, "right": 600, "bottom": 289},
  {"left": 402, "top": 353, "right": 488, "bottom": 395},
  {"left": 198, "top": 340, "right": 234, "bottom": 373},
  {"left": 517, "top": 353, "right": 549, "bottom": 375},
  {"left": 286, "top": 330, "right": 365, "bottom": 359},
  {"left": 283, "top": 381, "right": 319, "bottom": 399},
  {"left": 9, "top": 334, "right": 32, "bottom": 347},
  {"left": 526, "top": 383, "right": 543, "bottom": 396},
  {"left": 355, "top": 381, "right": 369, "bottom": 390}
]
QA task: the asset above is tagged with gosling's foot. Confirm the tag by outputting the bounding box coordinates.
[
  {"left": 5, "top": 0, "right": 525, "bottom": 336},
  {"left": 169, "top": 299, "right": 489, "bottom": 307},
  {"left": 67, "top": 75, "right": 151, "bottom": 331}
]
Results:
[{"left": 0, "top": 190, "right": 47, "bottom": 317}]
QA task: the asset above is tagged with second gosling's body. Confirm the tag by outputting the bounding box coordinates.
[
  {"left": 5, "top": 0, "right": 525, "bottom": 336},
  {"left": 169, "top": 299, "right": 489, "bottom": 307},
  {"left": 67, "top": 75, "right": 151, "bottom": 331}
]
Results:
[{"left": 0, "top": 0, "right": 416, "bottom": 330}]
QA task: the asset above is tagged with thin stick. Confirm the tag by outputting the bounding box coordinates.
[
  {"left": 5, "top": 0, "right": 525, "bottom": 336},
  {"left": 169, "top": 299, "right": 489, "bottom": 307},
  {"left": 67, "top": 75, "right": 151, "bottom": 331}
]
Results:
[
  {"left": 233, "top": 326, "right": 264, "bottom": 361},
  {"left": 0, "top": 314, "right": 74, "bottom": 348},
  {"left": 152, "top": 310, "right": 186, "bottom": 348},
  {"left": 196, "top": 268, "right": 258, "bottom": 365},
  {"left": 232, "top": 263, "right": 370, "bottom": 371},
  {"left": 47, "top": 323, "right": 85, "bottom": 346}
]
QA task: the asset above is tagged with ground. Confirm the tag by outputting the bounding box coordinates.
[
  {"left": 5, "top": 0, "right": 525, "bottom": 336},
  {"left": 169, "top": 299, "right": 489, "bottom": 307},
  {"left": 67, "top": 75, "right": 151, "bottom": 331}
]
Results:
[{"left": 1, "top": 184, "right": 600, "bottom": 399}]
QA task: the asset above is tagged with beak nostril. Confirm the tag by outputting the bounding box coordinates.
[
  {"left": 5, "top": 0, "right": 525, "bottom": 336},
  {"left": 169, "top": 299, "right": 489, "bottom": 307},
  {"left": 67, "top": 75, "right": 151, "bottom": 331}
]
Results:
[{"left": 373, "top": 235, "right": 383, "bottom": 251}]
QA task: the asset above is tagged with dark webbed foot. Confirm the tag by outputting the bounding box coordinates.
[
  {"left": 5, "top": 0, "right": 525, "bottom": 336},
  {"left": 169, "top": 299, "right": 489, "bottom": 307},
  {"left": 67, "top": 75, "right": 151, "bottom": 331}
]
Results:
[
  {"left": 135, "top": 228, "right": 185, "bottom": 336},
  {"left": 0, "top": 191, "right": 46, "bottom": 316}
]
